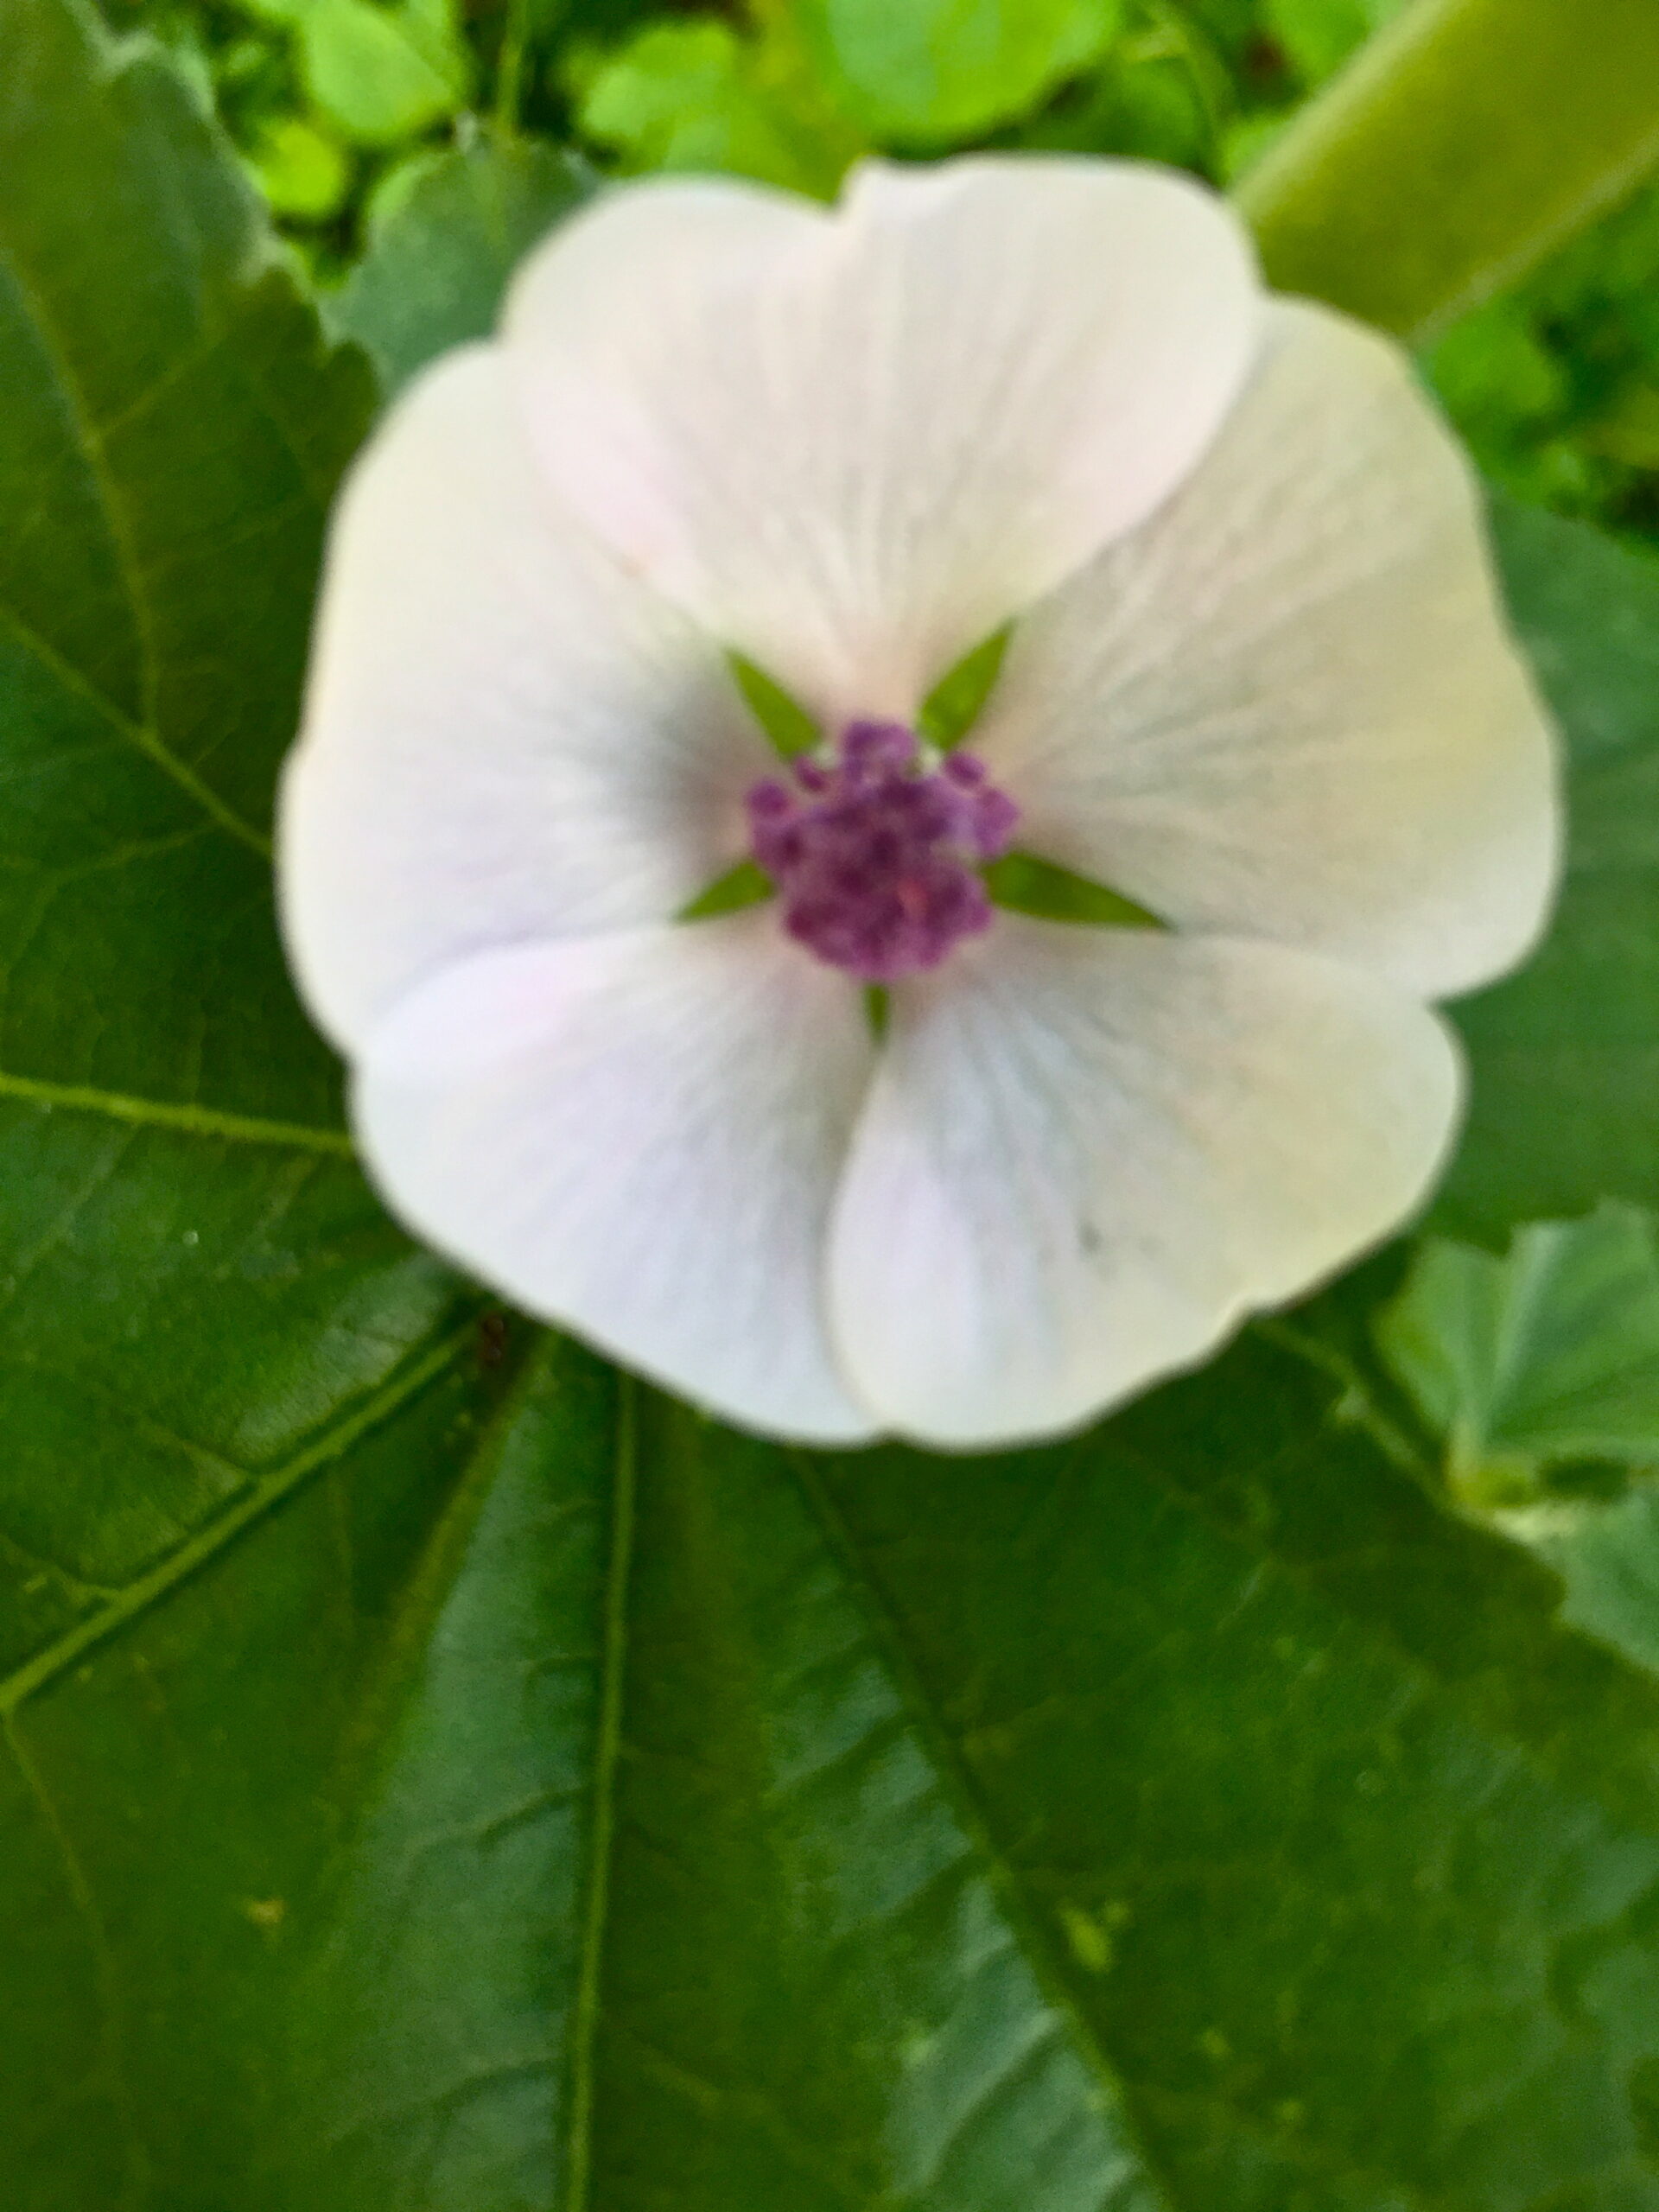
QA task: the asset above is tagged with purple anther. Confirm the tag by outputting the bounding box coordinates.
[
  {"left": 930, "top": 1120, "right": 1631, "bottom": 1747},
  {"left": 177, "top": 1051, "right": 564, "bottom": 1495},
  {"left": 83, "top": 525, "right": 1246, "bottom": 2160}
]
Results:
[{"left": 745, "top": 721, "right": 1020, "bottom": 982}]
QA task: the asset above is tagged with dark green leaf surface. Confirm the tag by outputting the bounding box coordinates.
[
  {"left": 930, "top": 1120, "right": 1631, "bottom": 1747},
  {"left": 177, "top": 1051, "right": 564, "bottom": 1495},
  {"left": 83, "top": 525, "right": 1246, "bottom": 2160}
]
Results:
[
  {"left": 0, "top": 6, "right": 489, "bottom": 2196},
  {"left": 9, "top": 9, "right": 1659, "bottom": 2208},
  {"left": 1442, "top": 498, "right": 1659, "bottom": 1241}
]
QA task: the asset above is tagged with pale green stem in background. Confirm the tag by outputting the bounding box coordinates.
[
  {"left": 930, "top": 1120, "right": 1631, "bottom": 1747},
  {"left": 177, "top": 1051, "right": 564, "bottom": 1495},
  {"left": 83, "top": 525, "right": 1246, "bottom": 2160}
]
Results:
[{"left": 1236, "top": 0, "right": 1659, "bottom": 340}]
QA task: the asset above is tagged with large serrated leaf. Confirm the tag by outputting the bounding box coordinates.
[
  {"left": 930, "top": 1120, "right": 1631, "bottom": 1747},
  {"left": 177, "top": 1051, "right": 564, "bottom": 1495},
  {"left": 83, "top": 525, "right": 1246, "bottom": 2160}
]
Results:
[
  {"left": 7, "top": 8, "right": 1659, "bottom": 2207},
  {"left": 0, "top": 8, "right": 491, "bottom": 2193}
]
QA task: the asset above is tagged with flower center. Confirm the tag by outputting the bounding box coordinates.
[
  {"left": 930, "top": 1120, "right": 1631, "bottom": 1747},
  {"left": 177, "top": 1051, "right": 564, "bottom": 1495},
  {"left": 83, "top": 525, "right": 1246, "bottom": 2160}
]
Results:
[{"left": 745, "top": 720, "right": 1020, "bottom": 982}]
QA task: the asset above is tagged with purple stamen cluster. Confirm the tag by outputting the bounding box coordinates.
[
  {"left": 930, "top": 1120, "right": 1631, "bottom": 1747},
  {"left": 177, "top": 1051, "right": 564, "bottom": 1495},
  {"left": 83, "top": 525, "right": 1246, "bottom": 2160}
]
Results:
[{"left": 746, "top": 720, "right": 1020, "bottom": 981}]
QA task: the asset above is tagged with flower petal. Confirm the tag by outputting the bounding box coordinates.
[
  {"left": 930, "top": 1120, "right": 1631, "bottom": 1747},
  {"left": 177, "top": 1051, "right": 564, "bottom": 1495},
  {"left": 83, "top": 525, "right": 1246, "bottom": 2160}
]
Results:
[
  {"left": 504, "top": 156, "right": 1258, "bottom": 725},
  {"left": 830, "top": 918, "right": 1461, "bottom": 1448},
  {"left": 280, "top": 345, "right": 772, "bottom": 1053},
  {"left": 355, "top": 916, "right": 878, "bottom": 1443},
  {"left": 975, "top": 301, "right": 1559, "bottom": 1000}
]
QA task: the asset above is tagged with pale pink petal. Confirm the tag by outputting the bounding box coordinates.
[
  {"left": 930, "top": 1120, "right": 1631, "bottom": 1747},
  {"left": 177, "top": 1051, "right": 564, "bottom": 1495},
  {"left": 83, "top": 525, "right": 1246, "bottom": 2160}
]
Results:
[
  {"left": 280, "top": 346, "right": 772, "bottom": 1052},
  {"left": 355, "top": 916, "right": 878, "bottom": 1443},
  {"left": 505, "top": 156, "right": 1258, "bottom": 725},
  {"left": 830, "top": 917, "right": 1461, "bottom": 1447},
  {"left": 975, "top": 301, "right": 1558, "bottom": 1001}
]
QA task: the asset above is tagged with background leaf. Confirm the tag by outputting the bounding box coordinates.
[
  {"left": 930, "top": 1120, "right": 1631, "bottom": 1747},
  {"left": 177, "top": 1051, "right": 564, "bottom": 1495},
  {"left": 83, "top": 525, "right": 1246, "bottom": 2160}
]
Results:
[
  {"left": 245, "top": 111, "right": 353, "bottom": 218},
  {"left": 793, "top": 0, "right": 1125, "bottom": 143},
  {"left": 1260, "top": 0, "right": 1406, "bottom": 88},
  {"left": 0, "top": 3, "right": 501, "bottom": 2200},
  {"left": 331, "top": 135, "right": 593, "bottom": 391},
  {"left": 573, "top": 15, "right": 862, "bottom": 197},
  {"left": 1377, "top": 1206, "right": 1659, "bottom": 1504},
  {"left": 297, "top": 0, "right": 472, "bottom": 146}
]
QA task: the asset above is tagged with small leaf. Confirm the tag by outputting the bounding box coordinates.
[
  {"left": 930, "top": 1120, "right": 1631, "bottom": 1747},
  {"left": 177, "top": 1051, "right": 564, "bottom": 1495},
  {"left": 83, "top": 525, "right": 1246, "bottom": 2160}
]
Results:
[
  {"left": 332, "top": 135, "right": 594, "bottom": 391},
  {"left": 1262, "top": 0, "right": 1408, "bottom": 87},
  {"left": 1526, "top": 1484, "right": 1659, "bottom": 1678},
  {"left": 797, "top": 0, "right": 1125, "bottom": 142},
  {"left": 245, "top": 112, "right": 353, "bottom": 219},
  {"left": 577, "top": 17, "right": 860, "bottom": 198},
  {"left": 1421, "top": 298, "right": 1569, "bottom": 447},
  {"left": 1377, "top": 1205, "right": 1659, "bottom": 1503},
  {"left": 296, "top": 0, "right": 472, "bottom": 145}
]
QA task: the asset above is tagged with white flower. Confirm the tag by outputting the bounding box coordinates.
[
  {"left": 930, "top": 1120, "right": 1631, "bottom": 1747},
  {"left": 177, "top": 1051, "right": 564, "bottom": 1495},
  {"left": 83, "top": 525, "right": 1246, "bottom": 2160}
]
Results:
[{"left": 278, "top": 155, "right": 1557, "bottom": 1450}]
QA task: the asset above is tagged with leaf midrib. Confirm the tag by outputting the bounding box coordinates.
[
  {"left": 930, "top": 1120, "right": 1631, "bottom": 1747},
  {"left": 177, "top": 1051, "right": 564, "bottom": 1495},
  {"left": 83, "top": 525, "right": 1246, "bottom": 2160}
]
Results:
[
  {"left": 787, "top": 1451, "right": 1188, "bottom": 2212},
  {"left": 788, "top": 1400, "right": 1659, "bottom": 2212}
]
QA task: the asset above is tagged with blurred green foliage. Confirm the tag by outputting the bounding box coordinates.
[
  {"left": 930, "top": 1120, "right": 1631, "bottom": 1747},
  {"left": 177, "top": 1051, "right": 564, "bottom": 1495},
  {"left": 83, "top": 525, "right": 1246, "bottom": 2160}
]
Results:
[{"left": 96, "top": 0, "right": 1659, "bottom": 551}]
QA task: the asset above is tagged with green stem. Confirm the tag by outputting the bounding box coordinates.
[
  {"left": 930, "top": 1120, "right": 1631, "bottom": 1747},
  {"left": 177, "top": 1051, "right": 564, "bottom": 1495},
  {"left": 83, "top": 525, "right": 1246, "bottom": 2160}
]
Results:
[
  {"left": 493, "top": 0, "right": 535, "bottom": 137},
  {"left": 1236, "top": 0, "right": 1659, "bottom": 340}
]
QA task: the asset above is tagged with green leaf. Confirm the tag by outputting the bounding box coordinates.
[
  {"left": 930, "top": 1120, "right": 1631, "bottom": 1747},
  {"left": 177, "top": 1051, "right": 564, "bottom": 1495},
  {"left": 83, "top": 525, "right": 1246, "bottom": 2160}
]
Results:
[
  {"left": 0, "top": 0, "right": 496, "bottom": 2195},
  {"left": 1523, "top": 1484, "right": 1659, "bottom": 1680},
  {"left": 801, "top": 1354, "right": 1659, "bottom": 2211},
  {"left": 1261, "top": 0, "right": 1408, "bottom": 89},
  {"left": 797, "top": 0, "right": 1125, "bottom": 143},
  {"left": 16, "top": 4, "right": 1659, "bottom": 2205},
  {"left": 296, "top": 0, "right": 472, "bottom": 146},
  {"left": 1421, "top": 299, "right": 1569, "bottom": 451},
  {"left": 331, "top": 135, "right": 594, "bottom": 392},
  {"left": 1238, "top": 0, "right": 1659, "bottom": 340},
  {"left": 576, "top": 17, "right": 861, "bottom": 198},
  {"left": 1377, "top": 1205, "right": 1659, "bottom": 1503},
  {"left": 245, "top": 111, "right": 353, "bottom": 219},
  {"left": 1440, "top": 498, "right": 1659, "bottom": 1239}
]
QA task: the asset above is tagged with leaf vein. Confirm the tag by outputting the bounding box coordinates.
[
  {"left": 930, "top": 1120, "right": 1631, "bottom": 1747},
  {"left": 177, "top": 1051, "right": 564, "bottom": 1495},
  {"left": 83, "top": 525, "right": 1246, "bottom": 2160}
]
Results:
[
  {"left": 0, "top": 251, "right": 271, "bottom": 856},
  {"left": 0, "top": 1322, "right": 473, "bottom": 1715},
  {"left": 562, "top": 1373, "right": 637, "bottom": 2212},
  {"left": 789, "top": 1454, "right": 1183, "bottom": 2212},
  {"left": 0, "top": 1067, "right": 352, "bottom": 1152},
  {"left": 3, "top": 1713, "right": 148, "bottom": 2205}
]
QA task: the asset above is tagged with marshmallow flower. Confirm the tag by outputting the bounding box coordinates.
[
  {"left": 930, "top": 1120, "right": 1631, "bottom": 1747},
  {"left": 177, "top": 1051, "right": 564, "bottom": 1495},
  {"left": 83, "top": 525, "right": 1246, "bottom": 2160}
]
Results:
[{"left": 279, "top": 156, "right": 1557, "bottom": 1450}]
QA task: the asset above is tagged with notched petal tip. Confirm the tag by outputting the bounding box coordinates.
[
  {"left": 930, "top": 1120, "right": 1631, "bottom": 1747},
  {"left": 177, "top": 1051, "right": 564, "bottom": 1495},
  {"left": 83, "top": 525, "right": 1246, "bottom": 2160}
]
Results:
[{"left": 501, "top": 149, "right": 1262, "bottom": 727}]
